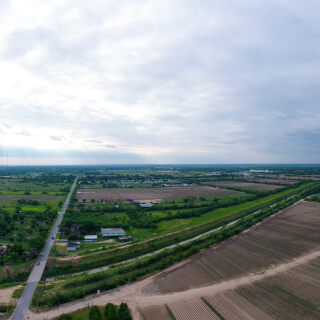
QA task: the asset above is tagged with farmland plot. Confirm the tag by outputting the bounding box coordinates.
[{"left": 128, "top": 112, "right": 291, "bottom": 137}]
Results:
[
  {"left": 148, "top": 201, "right": 320, "bottom": 294},
  {"left": 238, "top": 280, "right": 320, "bottom": 320},
  {"left": 266, "top": 263, "right": 320, "bottom": 305},
  {"left": 168, "top": 298, "right": 220, "bottom": 320},
  {"left": 76, "top": 186, "right": 241, "bottom": 201},
  {"left": 140, "top": 305, "right": 172, "bottom": 320},
  {"left": 203, "top": 290, "right": 273, "bottom": 320}
]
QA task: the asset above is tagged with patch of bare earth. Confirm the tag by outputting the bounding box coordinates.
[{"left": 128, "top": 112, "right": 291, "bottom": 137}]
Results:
[
  {"left": 0, "top": 285, "right": 22, "bottom": 304},
  {"left": 76, "top": 186, "right": 241, "bottom": 202}
]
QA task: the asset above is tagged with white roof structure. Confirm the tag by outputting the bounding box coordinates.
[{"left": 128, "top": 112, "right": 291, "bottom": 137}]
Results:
[
  {"left": 140, "top": 202, "right": 153, "bottom": 208},
  {"left": 84, "top": 235, "right": 98, "bottom": 240},
  {"left": 101, "top": 228, "right": 126, "bottom": 237}
]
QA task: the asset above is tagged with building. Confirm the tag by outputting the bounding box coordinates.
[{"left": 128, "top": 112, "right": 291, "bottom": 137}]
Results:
[
  {"left": 139, "top": 202, "right": 153, "bottom": 208},
  {"left": 67, "top": 241, "right": 81, "bottom": 251},
  {"left": 84, "top": 235, "right": 98, "bottom": 242},
  {"left": 101, "top": 228, "right": 126, "bottom": 238},
  {"left": 0, "top": 247, "right": 6, "bottom": 256},
  {"left": 118, "top": 236, "right": 132, "bottom": 243}
]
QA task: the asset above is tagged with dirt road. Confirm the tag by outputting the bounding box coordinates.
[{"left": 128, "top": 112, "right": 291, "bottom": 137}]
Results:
[
  {"left": 0, "top": 285, "right": 22, "bottom": 304},
  {"left": 25, "top": 249, "right": 320, "bottom": 320}
]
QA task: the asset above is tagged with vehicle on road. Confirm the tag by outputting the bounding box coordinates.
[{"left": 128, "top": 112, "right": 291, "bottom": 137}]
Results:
[
  {"left": 52, "top": 236, "right": 54, "bottom": 240},
  {"left": 37, "top": 262, "right": 40, "bottom": 266},
  {"left": 41, "top": 252, "right": 44, "bottom": 256}
]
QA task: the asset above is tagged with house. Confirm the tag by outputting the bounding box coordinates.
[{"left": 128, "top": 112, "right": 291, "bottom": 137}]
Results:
[
  {"left": 84, "top": 235, "right": 98, "bottom": 242},
  {"left": 101, "top": 228, "right": 126, "bottom": 238},
  {"left": 70, "top": 224, "right": 79, "bottom": 235},
  {"left": 118, "top": 236, "right": 132, "bottom": 243},
  {"left": 0, "top": 247, "right": 6, "bottom": 256},
  {"left": 67, "top": 241, "right": 81, "bottom": 251},
  {"left": 139, "top": 202, "right": 153, "bottom": 208}
]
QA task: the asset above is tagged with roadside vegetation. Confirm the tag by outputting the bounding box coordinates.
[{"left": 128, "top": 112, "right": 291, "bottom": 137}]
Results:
[
  {"left": 0, "top": 171, "right": 75, "bottom": 284},
  {"left": 32, "top": 182, "right": 320, "bottom": 307},
  {"left": 55, "top": 303, "right": 132, "bottom": 320}
]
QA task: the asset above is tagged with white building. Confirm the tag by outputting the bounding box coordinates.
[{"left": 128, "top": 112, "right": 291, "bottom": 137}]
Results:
[{"left": 84, "top": 235, "right": 98, "bottom": 242}]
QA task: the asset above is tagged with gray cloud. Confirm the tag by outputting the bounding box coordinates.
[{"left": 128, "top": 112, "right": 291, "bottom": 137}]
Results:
[
  {"left": 50, "top": 136, "right": 63, "bottom": 141},
  {"left": 16, "top": 131, "right": 30, "bottom": 136},
  {"left": 0, "top": 1, "right": 320, "bottom": 164}
]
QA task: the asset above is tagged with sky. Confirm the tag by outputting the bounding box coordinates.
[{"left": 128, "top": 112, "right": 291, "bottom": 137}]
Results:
[{"left": 0, "top": 0, "right": 320, "bottom": 165}]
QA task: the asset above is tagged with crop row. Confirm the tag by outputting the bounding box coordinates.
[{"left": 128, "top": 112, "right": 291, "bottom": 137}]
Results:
[{"left": 153, "top": 201, "right": 320, "bottom": 293}]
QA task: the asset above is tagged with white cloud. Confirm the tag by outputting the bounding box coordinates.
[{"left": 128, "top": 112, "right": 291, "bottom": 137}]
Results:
[{"left": 0, "top": 0, "right": 320, "bottom": 164}]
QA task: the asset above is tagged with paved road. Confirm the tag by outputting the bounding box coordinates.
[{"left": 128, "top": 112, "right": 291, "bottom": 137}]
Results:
[{"left": 11, "top": 178, "right": 78, "bottom": 320}]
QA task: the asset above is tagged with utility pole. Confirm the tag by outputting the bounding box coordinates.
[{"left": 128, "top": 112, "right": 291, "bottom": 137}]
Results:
[{"left": 6, "top": 154, "right": 8, "bottom": 186}]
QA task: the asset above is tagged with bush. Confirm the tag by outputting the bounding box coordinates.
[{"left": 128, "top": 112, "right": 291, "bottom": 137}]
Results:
[
  {"left": 58, "top": 315, "right": 72, "bottom": 320},
  {"left": 105, "top": 303, "right": 119, "bottom": 320},
  {"left": 89, "top": 305, "right": 102, "bottom": 320},
  {"left": 119, "top": 302, "right": 132, "bottom": 320}
]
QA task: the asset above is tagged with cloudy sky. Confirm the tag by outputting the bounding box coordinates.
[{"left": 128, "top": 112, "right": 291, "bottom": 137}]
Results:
[{"left": 0, "top": 0, "right": 320, "bottom": 165}]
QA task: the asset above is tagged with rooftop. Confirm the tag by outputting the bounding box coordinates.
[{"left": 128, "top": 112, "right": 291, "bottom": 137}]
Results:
[{"left": 101, "top": 228, "right": 126, "bottom": 237}]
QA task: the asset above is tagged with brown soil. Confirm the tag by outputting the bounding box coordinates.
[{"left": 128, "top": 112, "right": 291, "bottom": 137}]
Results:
[
  {"left": 76, "top": 186, "right": 241, "bottom": 202},
  {"left": 0, "top": 285, "right": 22, "bottom": 304}
]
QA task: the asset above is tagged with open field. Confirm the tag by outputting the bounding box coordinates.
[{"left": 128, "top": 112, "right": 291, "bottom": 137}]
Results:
[
  {"left": 237, "top": 257, "right": 320, "bottom": 320},
  {"left": 140, "top": 305, "right": 172, "bottom": 320},
  {"left": 248, "top": 178, "right": 300, "bottom": 185},
  {"left": 141, "top": 256, "right": 320, "bottom": 320},
  {"left": 145, "top": 201, "right": 320, "bottom": 294},
  {"left": 0, "top": 194, "right": 63, "bottom": 206},
  {"left": 0, "top": 179, "right": 71, "bottom": 195},
  {"left": 203, "top": 181, "right": 283, "bottom": 191},
  {"left": 203, "top": 290, "right": 273, "bottom": 320},
  {"left": 168, "top": 298, "right": 220, "bottom": 320},
  {"left": 76, "top": 186, "right": 241, "bottom": 201}
]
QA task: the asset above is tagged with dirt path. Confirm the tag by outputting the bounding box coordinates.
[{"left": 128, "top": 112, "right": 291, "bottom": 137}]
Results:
[
  {"left": 0, "top": 285, "right": 22, "bottom": 304},
  {"left": 25, "top": 249, "right": 320, "bottom": 320}
]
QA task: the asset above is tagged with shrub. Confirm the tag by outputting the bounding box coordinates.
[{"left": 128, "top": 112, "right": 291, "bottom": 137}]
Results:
[
  {"left": 89, "top": 305, "right": 102, "bottom": 320},
  {"left": 105, "top": 303, "right": 119, "bottom": 320},
  {"left": 58, "top": 314, "right": 72, "bottom": 320},
  {"left": 119, "top": 302, "right": 132, "bottom": 320}
]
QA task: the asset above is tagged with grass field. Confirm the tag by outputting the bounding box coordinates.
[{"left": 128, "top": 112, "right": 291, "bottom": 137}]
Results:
[
  {"left": 203, "top": 181, "right": 283, "bottom": 191},
  {"left": 0, "top": 179, "right": 71, "bottom": 195},
  {"left": 156, "top": 185, "right": 308, "bottom": 233}
]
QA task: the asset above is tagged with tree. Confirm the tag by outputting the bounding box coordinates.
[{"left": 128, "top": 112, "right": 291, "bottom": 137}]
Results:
[
  {"left": 105, "top": 303, "right": 119, "bottom": 320},
  {"left": 89, "top": 305, "right": 102, "bottom": 320},
  {"left": 29, "top": 236, "right": 45, "bottom": 251},
  {"left": 68, "top": 234, "right": 78, "bottom": 241},
  {"left": 119, "top": 303, "right": 132, "bottom": 320}
]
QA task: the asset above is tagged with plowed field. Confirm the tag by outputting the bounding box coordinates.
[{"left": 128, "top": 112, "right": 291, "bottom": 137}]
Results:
[
  {"left": 146, "top": 201, "right": 320, "bottom": 294},
  {"left": 76, "top": 186, "right": 241, "bottom": 201}
]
